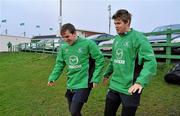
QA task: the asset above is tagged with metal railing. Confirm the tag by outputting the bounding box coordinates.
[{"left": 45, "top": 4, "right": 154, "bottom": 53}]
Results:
[{"left": 13, "top": 39, "right": 61, "bottom": 54}]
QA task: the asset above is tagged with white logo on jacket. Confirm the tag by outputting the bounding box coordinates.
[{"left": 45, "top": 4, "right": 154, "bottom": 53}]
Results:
[
  {"left": 78, "top": 48, "right": 82, "bottom": 53},
  {"left": 114, "top": 48, "right": 125, "bottom": 64},
  {"left": 116, "top": 48, "right": 123, "bottom": 59},
  {"left": 124, "top": 42, "right": 129, "bottom": 47},
  {"left": 69, "top": 55, "right": 78, "bottom": 65},
  {"left": 69, "top": 55, "right": 82, "bottom": 68}
]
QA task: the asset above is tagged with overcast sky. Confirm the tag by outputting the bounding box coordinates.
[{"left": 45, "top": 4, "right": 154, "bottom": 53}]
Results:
[{"left": 0, "top": 0, "right": 180, "bottom": 37}]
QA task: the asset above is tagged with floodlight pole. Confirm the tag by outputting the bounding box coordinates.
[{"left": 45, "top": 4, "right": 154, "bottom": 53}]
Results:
[
  {"left": 108, "top": 5, "right": 111, "bottom": 34},
  {"left": 59, "top": 0, "right": 62, "bottom": 35}
]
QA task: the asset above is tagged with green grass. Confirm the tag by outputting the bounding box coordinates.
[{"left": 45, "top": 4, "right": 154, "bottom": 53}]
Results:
[{"left": 0, "top": 52, "right": 179, "bottom": 116}]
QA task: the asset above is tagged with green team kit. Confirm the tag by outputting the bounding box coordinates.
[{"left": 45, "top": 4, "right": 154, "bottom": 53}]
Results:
[
  {"left": 48, "top": 37, "right": 104, "bottom": 89},
  {"left": 104, "top": 29, "right": 157, "bottom": 95}
]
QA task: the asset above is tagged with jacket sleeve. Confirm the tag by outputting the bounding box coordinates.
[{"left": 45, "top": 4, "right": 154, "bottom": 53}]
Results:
[
  {"left": 135, "top": 36, "right": 157, "bottom": 87},
  {"left": 103, "top": 58, "right": 113, "bottom": 78},
  {"left": 103, "top": 40, "right": 115, "bottom": 78},
  {"left": 89, "top": 40, "right": 104, "bottom": 83},
  {"left": 48, "top": 46, "right": 66, "bottom": 82}
]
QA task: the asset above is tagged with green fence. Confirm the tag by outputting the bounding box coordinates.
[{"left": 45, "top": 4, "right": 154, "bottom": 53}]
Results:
[{"left": 144, "top": 29, "right": 180, "bottom": 64}]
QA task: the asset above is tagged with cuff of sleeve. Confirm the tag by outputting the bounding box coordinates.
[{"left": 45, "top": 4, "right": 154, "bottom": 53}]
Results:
[
  {"left": 48, "top": 77, "right": 55, "bottom": 82},
  {"left": 135, "top": 80, "right": 145, "bottom": 88}
]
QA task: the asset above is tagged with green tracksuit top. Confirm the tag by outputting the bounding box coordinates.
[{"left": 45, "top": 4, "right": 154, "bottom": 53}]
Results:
[
  {"left": 48, "top": 36, "right": 104, "bottom": 89},
  {"left": 104, "top": 29, "right": 157, "bottom": 95}
]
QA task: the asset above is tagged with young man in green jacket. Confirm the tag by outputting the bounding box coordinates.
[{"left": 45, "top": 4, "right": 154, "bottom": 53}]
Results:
[
  {"left": 103, "top": 9, "right": 157, "bottom": 116},
  {"left": 47, "top": 23, "right": 104, "bottom": 116}
]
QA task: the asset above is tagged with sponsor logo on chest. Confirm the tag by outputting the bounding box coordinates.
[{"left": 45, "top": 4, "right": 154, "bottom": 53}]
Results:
[{"left": 68, "top": 55, "right": 82, "bottom": 69}]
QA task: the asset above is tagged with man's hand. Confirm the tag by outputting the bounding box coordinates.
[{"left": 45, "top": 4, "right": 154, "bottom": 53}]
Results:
[
  {"left": 128, "top": 83, "right": 143, "bottom": 94},
  {"left": 103, "top": 77, "right": 109, "bottom": 85},
  {"left": 47, "top": 81, "right": 55, "bottom": 86}
]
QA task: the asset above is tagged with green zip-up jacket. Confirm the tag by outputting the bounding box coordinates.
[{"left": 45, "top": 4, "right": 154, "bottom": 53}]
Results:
[
  {"left": 104, "top": 29, "right": 157, "bottom": 95},
  {"left": 48, "top": 37, "right": 104, "bottom": 89}
]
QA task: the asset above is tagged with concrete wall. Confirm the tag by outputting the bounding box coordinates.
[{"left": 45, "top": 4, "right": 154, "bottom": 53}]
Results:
[{"left": 0, "top": 35, "right": 31, "bottom": 52}]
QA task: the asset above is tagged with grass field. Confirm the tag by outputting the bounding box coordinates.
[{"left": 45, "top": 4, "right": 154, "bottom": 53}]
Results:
[{"left": 0, "top": 52, "right": 179, "bottom": 116}]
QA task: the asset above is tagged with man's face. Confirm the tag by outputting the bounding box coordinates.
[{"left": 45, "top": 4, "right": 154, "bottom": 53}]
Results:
[
  {"left": 61, "top": 30, "right": 76, "bottom": 45},
  {"left": 114, "top": 18, "right": 129, "bottom": 34}
]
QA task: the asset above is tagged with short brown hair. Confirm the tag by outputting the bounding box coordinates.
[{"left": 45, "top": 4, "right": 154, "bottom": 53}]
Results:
[
  {"left": 112, "top": 9, "right": 132, "bottom": 24},
  {"left": 61, "top": 23, "right": 76, "bottom": 35}
]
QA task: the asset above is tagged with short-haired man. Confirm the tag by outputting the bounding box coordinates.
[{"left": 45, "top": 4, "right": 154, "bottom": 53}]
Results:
[
  {"left": 48, "top": 23, "right": 104, "bottom": 116},
  {"left": 103, "top": 9, "right": 157, "bottom": 116}
]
